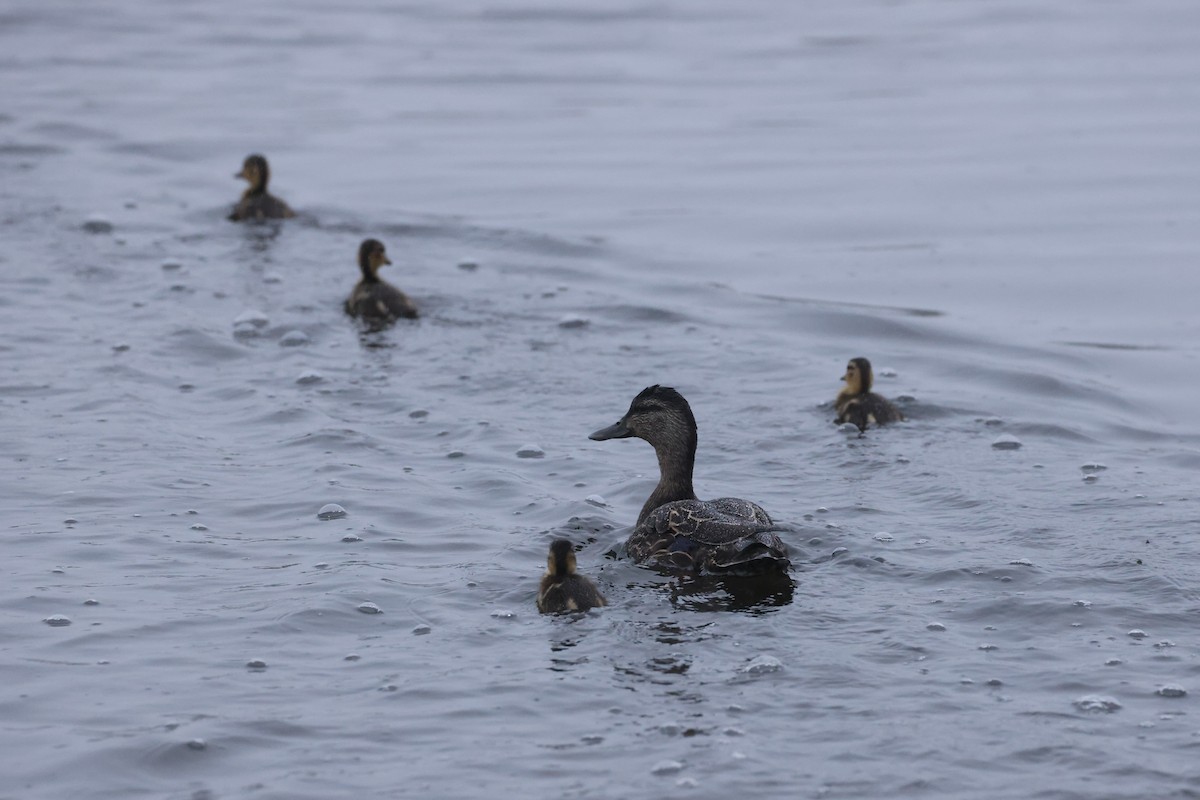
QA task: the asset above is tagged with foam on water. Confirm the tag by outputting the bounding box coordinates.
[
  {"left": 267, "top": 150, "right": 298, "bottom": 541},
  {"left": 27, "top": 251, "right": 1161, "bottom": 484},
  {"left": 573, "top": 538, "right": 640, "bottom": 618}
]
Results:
[{"left": 3, "top": 1, "right": 1200, "bottom": 799}]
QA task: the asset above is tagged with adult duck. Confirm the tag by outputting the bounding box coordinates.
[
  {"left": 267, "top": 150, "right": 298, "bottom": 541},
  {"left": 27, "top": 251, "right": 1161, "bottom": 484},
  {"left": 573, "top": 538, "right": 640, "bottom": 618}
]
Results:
[{"left": 590, "top": 385, "right": 789, "bottom": 576}]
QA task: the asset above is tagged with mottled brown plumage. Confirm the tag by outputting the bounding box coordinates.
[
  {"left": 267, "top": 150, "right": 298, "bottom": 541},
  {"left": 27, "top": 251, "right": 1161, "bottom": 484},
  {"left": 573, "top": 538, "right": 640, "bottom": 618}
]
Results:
[
  {"left": 537, "top": 539, "right": 607, "bottom": 614},
  {"left": 229, "top": 154, "right": 295, "bottom": 221},
  {"left": 590, "top": 386, "right": 790, "bottom": 576},
  {"left": 835, "top": 357, "right": 903, "bottom": 431},
  {"left": 344, "top": 238, "right": 419, "bottom": 328}
]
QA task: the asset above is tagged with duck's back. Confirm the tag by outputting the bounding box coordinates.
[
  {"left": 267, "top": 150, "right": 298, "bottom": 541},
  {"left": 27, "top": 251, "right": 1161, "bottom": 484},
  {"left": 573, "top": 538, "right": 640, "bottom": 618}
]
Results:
[
  {"left": 345, "top": 281, "right": 419, "bottom": 323},
  {"left": 836, "top": 392, "right": 902, "bottom": 430},
  {"left": 230, "top": 192, "right": 294, "bottom": 221},
  {"left": 628, "top": 497, "right": 788, "bottom": 575}
]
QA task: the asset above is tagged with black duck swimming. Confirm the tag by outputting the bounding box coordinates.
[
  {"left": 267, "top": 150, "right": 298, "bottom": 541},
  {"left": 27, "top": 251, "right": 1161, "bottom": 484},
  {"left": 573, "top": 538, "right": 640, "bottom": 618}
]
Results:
[
  {"left": 590, "top": 385, "right": 790, "bottom": 576},
  {"left": 835, "top": 357, "right": 903, "bottom": 431},
  {"left": 344, "top": 238, "right": 419, "bottom": 326},
  {"left": 229, "top": 154, "right": 295, "bottom": 222},
  {"left": 537, "top": 539, "right": 607, "bottom": 614}
]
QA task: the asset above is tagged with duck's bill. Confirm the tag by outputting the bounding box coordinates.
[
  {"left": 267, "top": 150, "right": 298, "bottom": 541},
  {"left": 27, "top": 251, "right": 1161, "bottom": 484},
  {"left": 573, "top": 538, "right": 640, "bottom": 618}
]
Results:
[{"left": 589, "top": 419, "right": 632, "bottom": 440}]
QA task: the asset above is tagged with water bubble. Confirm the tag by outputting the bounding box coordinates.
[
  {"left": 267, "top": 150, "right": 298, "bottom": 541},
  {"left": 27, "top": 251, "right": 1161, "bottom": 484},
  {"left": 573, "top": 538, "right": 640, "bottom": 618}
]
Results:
[
  {"left": 896, "top": 456, "right": 910, "bottom": 464},
  {"left": 1082, "top": 474, "right": 1099, "bottom": 483},
  {"left": 246, "top": 659, "right": 267, "bottom": 670},
  {"left": 516, "top": 444, "right": 545, "bottom": 459},
  {"left": 64, "top": 518, "right": 78, "bottom": 525},
  {"left": 676, "top": 777, "right": 698, "bottom": 788},
  {"left": 659, "top": 722, "right": 681, "bottom": 736},
  {"left": 457, "top": 259, "right": 479, "bottom": 271},
  {"left": 190, "top": 524, "right": 208, "bottom": 531},
  {"left": 1074, "top": 600, "right": 1092, "bottom": 607},
  {"left": 991, "top": 434, "right": 1022, "bottom": 450},
  {"left": 837, "top": 423, "right": 859, "bottom": 434},
  {"left": 279, "top": 330, "right": 310, "bottom": 347},
  {"left": 986, "top": 679, "right": 1004, "bottom": 687},
  {"left": 409, "top": 409, "right": 429, "bottom": 419},
  {"left": 412, "top": 624, "right": 432, "bottom": 636},
  {"left": 926, "top": 622, "right": 947, "bottom": 632},
  {"left": 296, "top": 370, "right": 324, "bottom": 385},
  {"left": 186, "top": 739, "right": 207, "bottom": 751},
  {"left": 1080, "top": 462, "right": 1108, "bottom": 473},
  {"left": 581, "top": 735, "right": 604, "bottom": 745},
  {"left": 978, "top": 643, "right": 998, "bottom": 651},
  {"left": 161, "top": 260, "right": 183, "bottom": 271},
  {"left": 83, "top": 599, "right": 99, "bottom": 606},
  {"left": 1074, "top": 695, "right": 1121, "bottom": 713},
  {"left": 651, "top": 760, "right": 684, "bottom": 776},
  {"left": 341, "top": 534, "right": 362, "bottom": 543},
  {"left": 1154, "top": 640, "right": 1176, "bottom": 649},
  {"left": 446, "top": 450, "right": 466, "bottom": 459},
  {"left": 1128, "top": 629, "right": 1148, "bottom": 639},
  {"left": 815, "top": 507, "right": 829, "bottom": 513},
  {"left": 43, "top": 615, "right": 71, "bottom": 627},
  {"left": 878, "top": 367, "right": 897, "bottom": 377},
  {"left": 357, "top": 602, "right": 382, "bottom": 615},
  {"left": 1156, "top": 685, "right": 1187, "bottom": 698},
  {"left": 111, "top": 343, "right": 130, "bottom": 353},
  {"left": 82, "top": 214, "right": 113, "bottom": 233},
  {"left": 585, "top": 494, "right": 607, "bottom": 507},
  {"left": 558, "top": 314, "right": 590, "bottom": 329},
  {"left": 233, "top": 309, "right": 269, "bottom": 329},
  {"left": 317, "top": 503, "right": 347, "bottom": 520},
  {"left": 983, "top": 417, "right": 1004, "bottom": 427},
  {"left": 344, "top": 653, "right": 361, "bottom": 661},
  {"left": 723, "top": 726, "right": 745, "bottom": 737},
  {"left": 490, "top": 609, "right": 517, "bottom": 620},
  {"left": 873, "top": 532, "right": 894, "bottom": 542},
  {"left": 740, "top": 655, "right": 783, "bottom": 675},
  {"left": 1009, "top": 558, "right": 1034, "bottom": 567},
  {"left": 831, "top": 547, "right": 848, "bottom": 557},
  {"left": 1105, "top": 658, "right": 1123, "bottom": 666}
]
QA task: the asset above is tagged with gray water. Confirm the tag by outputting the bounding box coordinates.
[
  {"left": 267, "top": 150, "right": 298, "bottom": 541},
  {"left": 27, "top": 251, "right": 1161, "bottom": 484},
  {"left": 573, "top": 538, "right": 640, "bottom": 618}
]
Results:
[{"left": 3, "top": 1, "right": 1199, "bottom": 798}]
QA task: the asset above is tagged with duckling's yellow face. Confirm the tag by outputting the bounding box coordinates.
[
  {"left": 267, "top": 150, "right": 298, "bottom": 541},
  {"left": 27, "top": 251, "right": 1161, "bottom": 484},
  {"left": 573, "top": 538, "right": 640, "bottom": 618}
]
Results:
[
  {"left": 368, "top": 245, "right": 392, "bottom": 272},
  {"left": 842, "top": 361, "right": 863, "bottom": 394}
]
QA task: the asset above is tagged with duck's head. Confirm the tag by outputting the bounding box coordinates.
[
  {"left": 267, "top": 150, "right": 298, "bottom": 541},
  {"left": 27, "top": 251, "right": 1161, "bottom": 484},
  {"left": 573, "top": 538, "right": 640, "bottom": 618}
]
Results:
[
  {"left": 235, "top": 154, "right": 270, "bottom": 192},
  {"left": 590, "top": 385, "right": 698, "bottom": 455},
  {"left": 546, "top": 539, "right": 577, "bottom": 578},
  {"left": 842, "top": 357, "right": 873, "bottom": 395},
  {"left": 358, "top": 238, "right": 392, "bottom": 279}
]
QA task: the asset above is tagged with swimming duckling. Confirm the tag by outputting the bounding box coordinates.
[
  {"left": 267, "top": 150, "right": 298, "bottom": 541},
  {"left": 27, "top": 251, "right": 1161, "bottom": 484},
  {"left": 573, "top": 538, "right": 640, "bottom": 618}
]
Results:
[
  {"left": 344, "top": 238, "right": 419, "bottom": 325},
  {"left": 590, "top": 385, "right": 790, "bottom": 576},
  {"left": 537, "top": 539, "right": 607, "bottom": 614},
  {"left": 835, "top": 357, "right": 903, "bottom": 431},
  {"left": 229, "top": 154, "right": 295, "bottom": 221}
]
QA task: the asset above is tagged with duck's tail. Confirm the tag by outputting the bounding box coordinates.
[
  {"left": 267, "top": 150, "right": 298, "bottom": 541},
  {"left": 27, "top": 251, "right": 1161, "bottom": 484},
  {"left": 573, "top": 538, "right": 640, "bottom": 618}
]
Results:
[{"left": 704, "top": 531, "right": 790, "bottom": 576}]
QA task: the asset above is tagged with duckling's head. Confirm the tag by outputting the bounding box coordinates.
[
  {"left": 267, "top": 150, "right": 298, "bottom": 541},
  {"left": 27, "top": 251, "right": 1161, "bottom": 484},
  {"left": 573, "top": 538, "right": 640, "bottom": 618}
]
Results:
[
  {"left": 235, "top": 154, "right": 270, "bottom": 192},
  {"left": 357, "top": 238, "right": 392, "bottom": 279},
  {"left": 546, "top": 539, "right": 577, "bottom": 578},
  {"left": 589, "top": 385, "right": 698, "bottom": 456},
  {"left": 842, "top": 357, "right": 873, "bottom": 395}
]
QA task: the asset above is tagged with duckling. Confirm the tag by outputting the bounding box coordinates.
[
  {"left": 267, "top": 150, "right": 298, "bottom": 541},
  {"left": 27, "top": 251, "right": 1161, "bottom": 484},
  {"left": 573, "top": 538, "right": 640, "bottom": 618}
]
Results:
[
  {"left": 537, "top": 539, "right": 607, "bottom": 614},
  {"left": 229, "top": 154, "right": 295, "bottom": 221},
  {"left": 344, "top": 238, "right": 419, "bottom": 325},
  {"left": 835, "top": 357, "right": 903, "bottom": 431},
  {"left": 590, "top": 385, "right": 790, "bottom": 576}
]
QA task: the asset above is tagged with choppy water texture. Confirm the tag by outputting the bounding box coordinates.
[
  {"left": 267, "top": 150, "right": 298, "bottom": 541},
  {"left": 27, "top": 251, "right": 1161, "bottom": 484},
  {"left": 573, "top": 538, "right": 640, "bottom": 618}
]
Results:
[{"left": 3, "top": 1, "right": 1200, "bottom": 798}]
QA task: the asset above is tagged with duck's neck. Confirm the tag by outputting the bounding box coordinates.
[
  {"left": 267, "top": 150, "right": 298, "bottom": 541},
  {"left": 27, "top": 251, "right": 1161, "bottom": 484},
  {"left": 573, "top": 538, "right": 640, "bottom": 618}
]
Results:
[
  {"left": 359, "top": 263, "right": 381, "bottom": 284},
  {"left": 637, "top": 437, "right": 698, "bottom": 526}
]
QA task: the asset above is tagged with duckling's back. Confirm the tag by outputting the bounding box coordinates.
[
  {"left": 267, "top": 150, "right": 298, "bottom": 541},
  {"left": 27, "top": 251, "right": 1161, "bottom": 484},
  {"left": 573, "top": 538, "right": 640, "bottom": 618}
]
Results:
[
  {"left": 836, "top": 392, "right": 903, "bottom": 431},
  {"left": 230, "top": 192, "right": 295, "bottom": 222},
  {"left": 345, "top": 281, "right": 419, "bottom": 323},
  {"left": 537, "top": 574, "right": 607, "bottom": 614}
]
